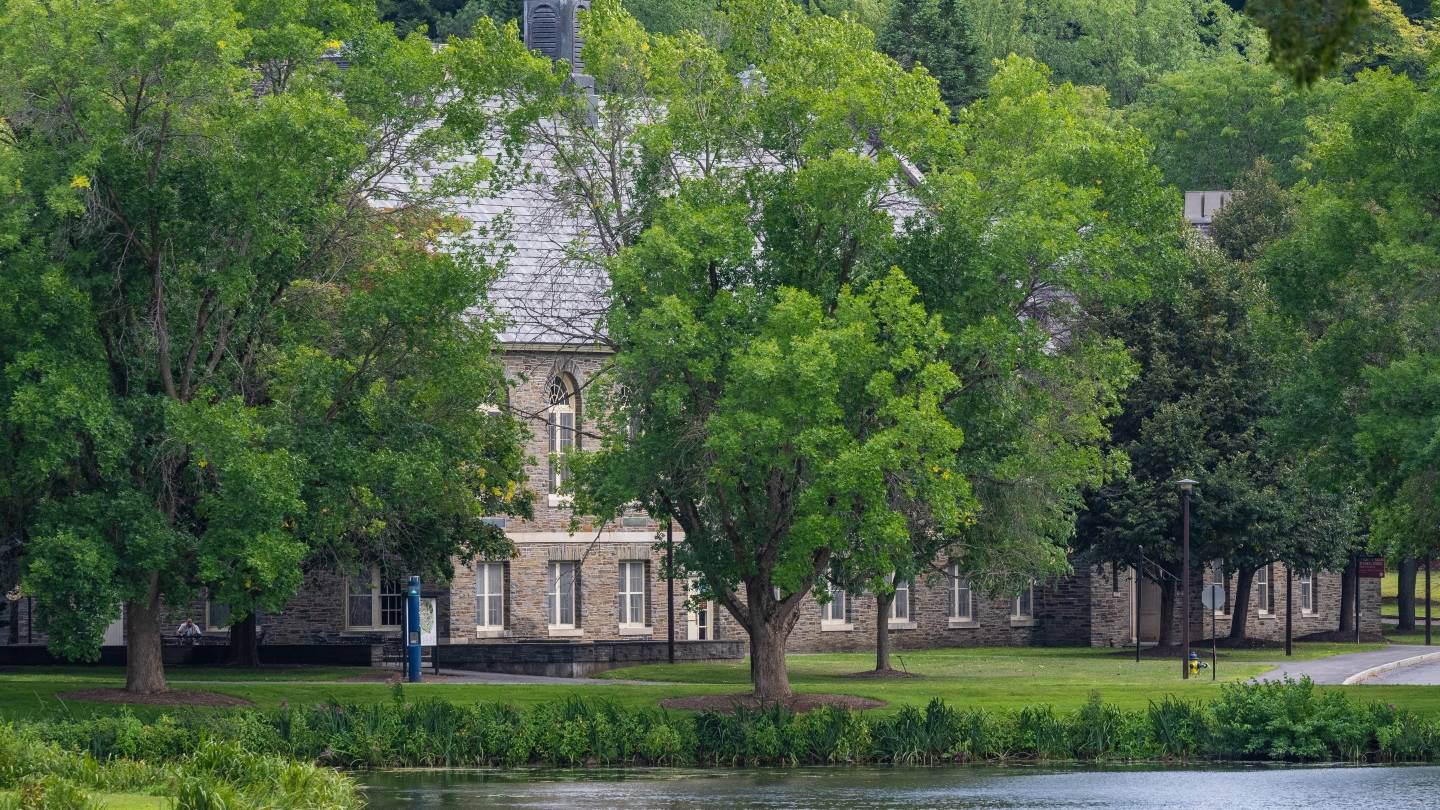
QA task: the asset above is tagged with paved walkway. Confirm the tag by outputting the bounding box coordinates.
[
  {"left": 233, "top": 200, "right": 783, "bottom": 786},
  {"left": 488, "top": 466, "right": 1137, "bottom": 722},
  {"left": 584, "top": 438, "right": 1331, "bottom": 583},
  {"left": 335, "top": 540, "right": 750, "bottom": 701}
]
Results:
[{"left": 1259, "top": 645, "right": 1433, "bottom": 685}]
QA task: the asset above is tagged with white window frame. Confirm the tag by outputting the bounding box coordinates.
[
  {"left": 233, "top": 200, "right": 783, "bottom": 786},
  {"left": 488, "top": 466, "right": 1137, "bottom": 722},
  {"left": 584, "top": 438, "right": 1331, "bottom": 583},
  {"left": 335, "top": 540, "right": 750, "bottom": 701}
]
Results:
[
  {"left": 618, "top": 560, "right": 648, "bottom": 629},
  {"left": 346, "top": 567, "right": 404, "bottom": 630},
  {"left": 1012, "top": 583, "right": 1034, "bottom": 620},
  {"left": 1257, "top": 564, "right": 1275, "bottom": 616},
  {"left": 820, "top": 586, "right": 852, "bottom": 630},
  {"left": 685, "top": 579, "right": 716, "bottom": 640},
  {"left": 1207, "top": 561, "right": 1231, "bottom": 616},
  {"left": 475, "top": 562, "right": 506, "bottom": 632},
  {"left": 948, "top": 563, "right": 974, "bottom": 625},
  {"left": 547, "top": 376, "right": 577, "bottom": 506},
  {"left": 888, "top": 575, "right": 914, "bottom": 628},
  {"left": 548, "top": 560, "right": 579, "bottom": 630},
  {"left": 1300, "top": 572, "right": 1316, "bottom": 615}
]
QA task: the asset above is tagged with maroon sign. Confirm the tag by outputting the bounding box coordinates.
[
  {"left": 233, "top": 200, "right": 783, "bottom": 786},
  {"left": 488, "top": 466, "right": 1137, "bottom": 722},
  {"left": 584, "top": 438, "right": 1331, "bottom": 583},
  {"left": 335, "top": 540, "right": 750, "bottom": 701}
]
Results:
[{"left": 1357, "top": 557, "right": 1387, "bottom": 579}]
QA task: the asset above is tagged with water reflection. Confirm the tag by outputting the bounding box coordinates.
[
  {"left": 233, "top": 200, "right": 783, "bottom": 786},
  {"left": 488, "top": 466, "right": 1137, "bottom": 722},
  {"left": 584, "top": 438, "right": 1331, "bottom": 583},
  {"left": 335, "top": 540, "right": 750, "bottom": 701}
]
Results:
[{"left": 360, "top": 764, "right": 1440, "bottom": 809}]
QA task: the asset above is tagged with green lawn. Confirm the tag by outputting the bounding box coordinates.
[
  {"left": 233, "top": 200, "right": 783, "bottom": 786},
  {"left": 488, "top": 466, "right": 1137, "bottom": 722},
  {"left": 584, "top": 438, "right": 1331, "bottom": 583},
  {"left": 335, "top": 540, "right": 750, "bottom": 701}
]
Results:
[
  {"left": 1381, "top": 570, "right": 1440, "bottom": 617},
  {"left": 0, "top": 643, "right": 1417, "bottom": 722}
]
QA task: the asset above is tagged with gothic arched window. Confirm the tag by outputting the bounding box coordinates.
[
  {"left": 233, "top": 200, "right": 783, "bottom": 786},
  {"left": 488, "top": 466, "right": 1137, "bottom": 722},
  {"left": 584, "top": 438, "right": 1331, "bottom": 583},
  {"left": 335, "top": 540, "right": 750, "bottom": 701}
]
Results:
[{"left": 548, "top": 374, "right": 579, "bottom": 493}]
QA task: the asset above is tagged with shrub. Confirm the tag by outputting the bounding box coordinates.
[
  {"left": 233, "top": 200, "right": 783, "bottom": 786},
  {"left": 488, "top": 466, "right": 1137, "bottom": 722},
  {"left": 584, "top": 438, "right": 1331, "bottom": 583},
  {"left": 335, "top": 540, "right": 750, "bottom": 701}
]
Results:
[
  {"left": 1148, "top": 696, "right": 1209, "bottom": 760},
  {"left": 1014, "top": 705, "right": 1068, "bottom": 760},
  {"left": 1208, "top": 677, "right": 1372, "bottom": 761}
]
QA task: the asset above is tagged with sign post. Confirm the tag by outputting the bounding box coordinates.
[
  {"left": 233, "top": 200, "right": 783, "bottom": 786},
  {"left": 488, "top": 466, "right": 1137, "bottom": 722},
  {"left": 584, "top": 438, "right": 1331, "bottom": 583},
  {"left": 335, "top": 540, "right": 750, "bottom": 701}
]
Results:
[
  {"left": 406, "top": 575, "right": 422, "bottom": 683},
  {"left": 1201, "top": 583, "right": 1225, "bottom": 681}
]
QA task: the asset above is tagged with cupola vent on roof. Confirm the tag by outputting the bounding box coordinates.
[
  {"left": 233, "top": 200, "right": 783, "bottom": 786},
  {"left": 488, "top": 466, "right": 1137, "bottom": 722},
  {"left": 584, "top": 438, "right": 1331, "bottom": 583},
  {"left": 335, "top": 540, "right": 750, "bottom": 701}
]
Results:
[{"left": 524, "top": 0, "right": 591, "bottom": 75}]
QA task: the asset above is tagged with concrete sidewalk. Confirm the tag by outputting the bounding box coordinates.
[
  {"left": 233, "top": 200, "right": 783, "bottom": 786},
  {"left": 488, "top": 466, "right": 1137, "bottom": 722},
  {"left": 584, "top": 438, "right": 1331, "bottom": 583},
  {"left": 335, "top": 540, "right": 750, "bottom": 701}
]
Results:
[{"left": 1259, "top": 645, "right": 1432, "bottom": 685}]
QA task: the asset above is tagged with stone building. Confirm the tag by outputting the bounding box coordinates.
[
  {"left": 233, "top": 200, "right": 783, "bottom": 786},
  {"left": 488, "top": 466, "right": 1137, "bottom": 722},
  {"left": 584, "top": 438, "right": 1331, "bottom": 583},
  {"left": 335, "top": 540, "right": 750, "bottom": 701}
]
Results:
[{"left": 0, "top": 6, "right": 1382, "bottom": 672}]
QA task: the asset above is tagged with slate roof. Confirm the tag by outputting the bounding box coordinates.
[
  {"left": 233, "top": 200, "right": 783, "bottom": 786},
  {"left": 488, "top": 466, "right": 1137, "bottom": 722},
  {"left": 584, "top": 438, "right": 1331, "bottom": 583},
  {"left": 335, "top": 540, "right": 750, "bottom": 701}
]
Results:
[{"left": 450, "top": 141, "right": 611, "bottom": 347}]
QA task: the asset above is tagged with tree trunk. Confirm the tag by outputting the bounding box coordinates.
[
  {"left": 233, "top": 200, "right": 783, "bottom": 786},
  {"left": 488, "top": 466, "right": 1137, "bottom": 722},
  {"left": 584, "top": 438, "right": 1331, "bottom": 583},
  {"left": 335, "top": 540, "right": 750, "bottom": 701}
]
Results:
[
  {"left": 1339, "top": 558, "right": 1356, "bottom": 634},
  {"left": 1398, "top": 558, "right": 1418, "bottom": 632},
  {"left": 227, "top": 613, "right": 260, "bottom": 668},
  {"left": 1157, "top": 578, "right": 1177, "bottom": 648},
  {"left": 875, "top": 591, "right": 893, "bottom": 672},
  {"left": 749, "top": 619, "right": 791, "bottom": 704},
  {"left": 1228, "top": 566, "right": 1255, "bottom": 641},
  {"left": 124, "top": 572, "right": 167, "bottom": 694}
]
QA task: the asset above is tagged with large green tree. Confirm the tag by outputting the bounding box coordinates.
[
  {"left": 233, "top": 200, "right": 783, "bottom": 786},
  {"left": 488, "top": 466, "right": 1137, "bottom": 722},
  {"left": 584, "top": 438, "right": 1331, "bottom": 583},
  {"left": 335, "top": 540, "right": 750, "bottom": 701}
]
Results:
[
  {"left": 0, "top": 0, "right": 540, "bottom": 691},
  {"left": 1078, "top": 240, "right": 1349, "bottom": 642},
  {"left": 963, "top": 0, "right": 1257, "bottom": 106},
  {"left": 565, "top": 0, "right": 1174, "bottom": 697},
  {"left": 1129, "top": 57, "right": 1320, "bottom": 192},
  {"left": 1261, "top": 65, "right": 1440, "bottom": 610},
  {"left": 877, "top": 0, "right": 982, "bottom": 113}
]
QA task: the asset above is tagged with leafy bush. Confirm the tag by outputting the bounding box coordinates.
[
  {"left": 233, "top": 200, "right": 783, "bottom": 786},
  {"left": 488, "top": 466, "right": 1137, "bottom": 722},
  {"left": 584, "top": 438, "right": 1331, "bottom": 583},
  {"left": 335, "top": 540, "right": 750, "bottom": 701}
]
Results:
[
  {"left": 15, "top": 685, "right": 1440, "bottom": 774},
  {"left": 1148, "top": 695, "right": 1209, "bottom": 759},
  {"left": 1209, "top": 677, "right": 1374, "bottom": 761}
]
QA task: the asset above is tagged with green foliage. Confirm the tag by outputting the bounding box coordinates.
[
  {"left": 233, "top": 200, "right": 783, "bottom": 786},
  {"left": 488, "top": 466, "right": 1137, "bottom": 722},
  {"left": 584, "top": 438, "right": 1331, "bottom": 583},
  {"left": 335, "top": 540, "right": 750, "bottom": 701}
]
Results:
[
  {"left": 1147, "top": 695, "right": 1209, "bottom": 759},
  {"left": 1078, "top": 237, "right": 1355, "bottom": 633},
  {"left": 1210, "top": 677, "right": 1372, "bottom": 761},
  {"left": 18, "top": 685, "right": 1440, "bottom": 770},
  {"left": 877, "top": 0, "right": 982, "bottom": 113},
  {"left": 964, "top": 0, "right": 1257, "bottom": 106},
  {"left": 1246, "top": 0, "right": 1370, "bottom": 85},
  {"left": 1259, "top": 64, "right": 1440, "bottom": 563},
  {"left": 0, "top": 0, "right": 541, "bottom": 681},
  {"left": 1129, "top": 57, "right": 1319, "bottom": 191},
  {"left": 0, "top": 725, "right": 360, "bottom": 809}
]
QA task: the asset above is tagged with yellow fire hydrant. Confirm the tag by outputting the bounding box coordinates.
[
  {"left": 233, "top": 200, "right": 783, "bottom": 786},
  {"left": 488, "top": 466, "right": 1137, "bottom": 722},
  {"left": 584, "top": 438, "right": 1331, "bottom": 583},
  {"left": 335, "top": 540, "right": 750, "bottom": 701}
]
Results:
[{"left": 1188, "top": 652, "right": 1200, "bottom": 677}]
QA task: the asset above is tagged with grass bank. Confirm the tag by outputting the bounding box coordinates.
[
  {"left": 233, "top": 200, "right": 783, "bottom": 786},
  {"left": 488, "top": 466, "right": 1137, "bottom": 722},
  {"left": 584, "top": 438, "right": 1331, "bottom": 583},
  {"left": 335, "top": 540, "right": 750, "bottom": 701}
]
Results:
[
  {"left": 0, "top": 644, "right": 1415, "bottom": 721},
  {"left": 0, "top": 727, "right": 360, "bottom": 809},
  {"left": 15, "top": 679, "right": 1440, "bottom": 769}
]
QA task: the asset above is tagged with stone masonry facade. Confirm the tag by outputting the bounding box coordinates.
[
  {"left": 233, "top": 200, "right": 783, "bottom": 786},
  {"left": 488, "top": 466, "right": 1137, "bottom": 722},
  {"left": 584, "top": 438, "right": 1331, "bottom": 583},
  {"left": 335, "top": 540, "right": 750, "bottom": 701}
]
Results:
[{"left": 0, "top": 344, "right": 1386, "bottom": 663}]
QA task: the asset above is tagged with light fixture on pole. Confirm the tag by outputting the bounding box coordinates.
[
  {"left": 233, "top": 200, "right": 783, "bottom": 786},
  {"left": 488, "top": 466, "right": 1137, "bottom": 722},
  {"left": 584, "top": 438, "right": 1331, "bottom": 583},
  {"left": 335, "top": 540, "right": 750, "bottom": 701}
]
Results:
[{"left": 1178, "top": 479, "right": 1198, "bottom": 680}]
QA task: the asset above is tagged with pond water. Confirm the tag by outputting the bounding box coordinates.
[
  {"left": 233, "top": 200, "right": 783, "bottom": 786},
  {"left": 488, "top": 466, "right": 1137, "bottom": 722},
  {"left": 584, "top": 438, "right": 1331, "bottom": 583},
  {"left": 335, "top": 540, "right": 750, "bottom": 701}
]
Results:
[{"left": 359, "top": 764, "right": 1440, "bottom": 809}]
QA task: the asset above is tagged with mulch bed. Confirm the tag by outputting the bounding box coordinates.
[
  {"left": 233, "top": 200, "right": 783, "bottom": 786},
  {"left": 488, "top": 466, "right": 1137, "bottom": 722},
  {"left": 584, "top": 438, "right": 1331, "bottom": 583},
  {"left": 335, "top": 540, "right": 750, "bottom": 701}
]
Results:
[
  {"left": 56, "top": 688, "right": 253, "bottom": 708},
  {"left": 660, "top": 693, "right": 885, "bottom": 712}
]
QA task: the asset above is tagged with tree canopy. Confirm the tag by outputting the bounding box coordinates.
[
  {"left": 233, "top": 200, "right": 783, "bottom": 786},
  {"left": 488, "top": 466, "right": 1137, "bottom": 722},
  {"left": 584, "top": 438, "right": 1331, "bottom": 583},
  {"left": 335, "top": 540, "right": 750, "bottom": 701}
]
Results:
[{"left": 0, "top": 0, "right": 541, "bottom": 690}]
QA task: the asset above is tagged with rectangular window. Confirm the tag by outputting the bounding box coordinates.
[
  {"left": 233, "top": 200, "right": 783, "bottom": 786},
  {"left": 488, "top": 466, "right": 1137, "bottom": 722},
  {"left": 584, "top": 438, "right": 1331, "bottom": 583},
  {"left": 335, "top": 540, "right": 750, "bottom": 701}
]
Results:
[
  {"left": 1300, "top": 573, "right": 1315, "bottom": 614},
  {"left": 618, "top": 561, "right": 647, "bottom": 626},
  {"left": 823, "top": 588, "right": 848, "bottom": 624},
  {"left": 1208, "top": 560, "right": 1231, "bottom": 615},
  {"left": 889, "top": 578, "right": 911, "bottom": 623},
  {"left": 347, "top": 568, "right": 403, "bottom": 629},
  {"left": 948, "top": 563, "right": 972, "bottom": 621},
  {"left": 548, "top": 561, "right": 578, "bottom": 628},
  {"left": 1257, "top": 565, "right": 1274, "bottom": 615},
  {"left": 1013, "top": 583, "right": 1034, "bottom": 619},
  {"left": 685, "top": 578, "right": 716, "bottom": 640},
  {"left": 476, "top": 562, "right": 506, "bottom": 629},
  {"left": 549, "top": 409, "right": 575, "bottom": 492},
  {"left": 205, "top": 597, "right": 231, "bottom": 632}
]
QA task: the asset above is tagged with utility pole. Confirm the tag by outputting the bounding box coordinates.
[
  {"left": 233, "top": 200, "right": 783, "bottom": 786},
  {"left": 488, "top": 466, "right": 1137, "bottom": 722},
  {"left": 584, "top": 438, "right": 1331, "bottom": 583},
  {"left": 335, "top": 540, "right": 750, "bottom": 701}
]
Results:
[
  {"left": 1179, "top": 480, "right": 1197, "bottom": 679},
  {"left": 1135, "top": 546, "right": 1144, "bottom": 664},
  {"left": 1285, "top": 565, "right": 1293, "bottom": 657},
  {"left": 1427, "top": 553, "right": 1432, "bottom": 647},
  {"left": 667, "top": 519, "right": 676, "bottom": 664}
]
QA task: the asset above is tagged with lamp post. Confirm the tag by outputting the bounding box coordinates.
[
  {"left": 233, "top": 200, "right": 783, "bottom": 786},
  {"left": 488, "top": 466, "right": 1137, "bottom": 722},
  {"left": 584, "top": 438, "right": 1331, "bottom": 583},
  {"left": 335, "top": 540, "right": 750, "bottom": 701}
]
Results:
[{"left": 1178, "top": 479, "right": 1198, "bottom": 680}]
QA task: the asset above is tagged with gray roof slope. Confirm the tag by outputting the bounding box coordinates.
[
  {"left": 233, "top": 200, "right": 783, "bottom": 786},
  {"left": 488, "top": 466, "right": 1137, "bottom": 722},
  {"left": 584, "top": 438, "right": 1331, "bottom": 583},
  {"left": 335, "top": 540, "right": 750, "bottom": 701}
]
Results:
[{"left": 450, "top": 140, "right": 611, "bottom": 346}]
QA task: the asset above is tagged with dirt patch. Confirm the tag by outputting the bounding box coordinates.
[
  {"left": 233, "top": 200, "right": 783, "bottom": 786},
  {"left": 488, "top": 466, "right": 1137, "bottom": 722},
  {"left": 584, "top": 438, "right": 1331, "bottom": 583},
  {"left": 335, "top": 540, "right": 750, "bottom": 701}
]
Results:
[
  {"left": 843, "top": 668, "right": 917, "bottom": 679},
  {"left": 659, "top": 693, "right": 885, "bottom": 712},
  {"left": 1299, "top": 629, "right": 1386, "bottom": 644},
  {"left": 57, "top": 688, "right": 253, "bottom": 708}
]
